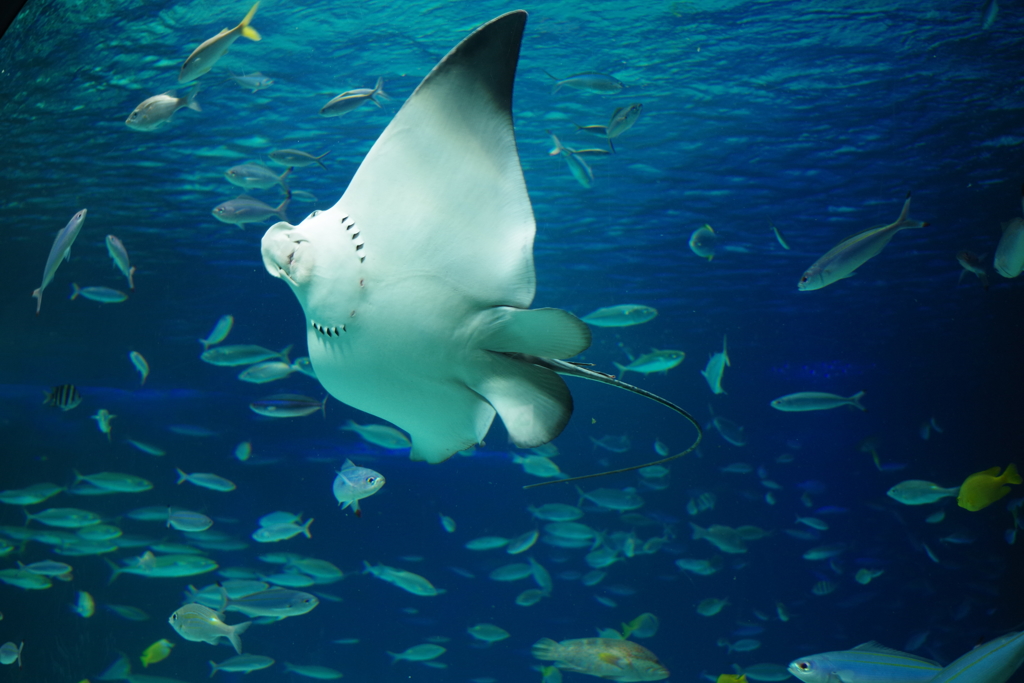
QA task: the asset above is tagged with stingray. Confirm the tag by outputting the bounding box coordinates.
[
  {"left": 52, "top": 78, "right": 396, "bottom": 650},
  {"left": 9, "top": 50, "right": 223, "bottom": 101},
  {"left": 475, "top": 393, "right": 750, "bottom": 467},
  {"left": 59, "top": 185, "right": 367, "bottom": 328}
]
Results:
[{"left": 260, "top": 11, "right": 700, "bottom": 486}]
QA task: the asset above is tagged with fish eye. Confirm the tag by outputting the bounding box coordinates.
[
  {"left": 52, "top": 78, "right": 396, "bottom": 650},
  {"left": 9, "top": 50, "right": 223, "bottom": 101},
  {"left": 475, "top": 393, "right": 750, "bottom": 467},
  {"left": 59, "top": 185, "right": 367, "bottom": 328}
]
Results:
[
  {"left": 366, "top": 476, "right": 377, "bottom": 484},
  {"left": 797, "top": 662, "right": 810, "bottom": 671}
]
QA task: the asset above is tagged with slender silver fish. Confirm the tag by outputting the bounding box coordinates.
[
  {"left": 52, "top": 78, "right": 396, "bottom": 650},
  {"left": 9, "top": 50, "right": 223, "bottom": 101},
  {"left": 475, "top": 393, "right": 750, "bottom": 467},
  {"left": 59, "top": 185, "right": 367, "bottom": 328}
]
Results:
[
  {"left": 105, "top": 235, "right": 135, "bottom": 289},
  {"left": 33, "top": 209, "right": 87, "bottom": 314},
  {"left": 319, "top": 77, "right": 389, "bottom": 117},
  {"left": 178, "top": 3, "right": 261, "bottom": 83},
  {"left": 798, "top": 193, "right": 926, "bottom": 291}
]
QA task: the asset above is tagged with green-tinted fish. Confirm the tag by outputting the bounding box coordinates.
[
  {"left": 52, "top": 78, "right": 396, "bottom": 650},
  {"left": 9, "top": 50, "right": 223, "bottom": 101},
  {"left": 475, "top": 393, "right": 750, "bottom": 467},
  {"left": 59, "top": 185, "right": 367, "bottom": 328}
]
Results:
[
  {"left": 886, "top": 480, "right": 960, "bottom": 505},
  {"left": 513, "top": 454, "right": 564, "bottom": 478},
  {"left": 225, "top": 163, "right": 291, "bottom": 192},
  {"left": 238, "top": 360, "right": 296, "bottom": 383},
  {"left": 332, "top": 459, "right": 385, "bottom": 517},
  {"left": 701, "top": 335, "right": 729, "bottom": 394},
  {"left": 25, "top": 507, "right": 101, "bottom": 528},
  {"left": 614, "top": 349, "right": 684, "bottom": 376},
  {"left": 125, "top": 87, "right": 201, "bottom": 131},
  {"left": 199, "top": 315, "right": 234, "bottom": 350},
  {"left": 167, "top": 508, "right": 214, "bottom": 532},
  {"left": 33, "top": 209, "right": 86, "bottom": 314},
  {"left": 73, "top": 471, "right": 152, "bottom": 493},
  {"left": 549, "top": 133, "right": 594, "bottom": 188},
  {"left": 210, "top": 654, "right": 275, "bottom": 675},
  {"left": 252, "top": 519, "right": 313, "bottom": 542},
  {"left": 676, "top": 558, "right": 719, "bottom": 576},
  {"left": 580, "top": 305, "right": 657, "bottom": 328},
  {"left": 621, "top": 613, "right": 659, "bottom": 639},
  {"left": 528, "top": 504, "right": 583, "bottom": 522},
  {"left": 799, "top": 193, "right": 926, "bottom": 291},
  {"left": 0, "top": 642, "right": 23, "bottom": 667},
  {"left": 129, "top": 351, "right": 149, "bottom": 385},
  {"left": 545, "top": 71, "right": 625, "bottom": 94},
  {"left": 105, "top": 603, "right": 151, "bottom": 620},
  {"left": 690, "top": 523, "right": 747, "bottom": 554},
  {"left": 108, "top": 552, "right": 218, "bottom": 582},
  {"left": 220, "top": 588, "right": 319, "bottom": 619},
  {"left": 320, "top": 77, "right": 389, "bottom": 117},
  {"left": 212, "top": 193, "right": 289, "bottom": 227},
  {"left": 105, "top": 235, "right": 135, "bottom": 289},
  {"left": 269, "top": 149, "right": 330, "bottom": 169},
  {"left": 91, "top": 409, "right": 116, "bottom": 440},
  {"left": 802, "top": 543, "right": 847, "bottom": 561},
  {"left": 250, "top": 394, "right": 326, "bottom": 418},
  {"left": 388, "top": 643, "right": 446, "bottom": 663},
  {"left": 994, "top": 185, "right": 1024, "bottom": 278},
  {"left": 689, "top": 224, "right": 717, "bottom": 260},
  {"left": 577, "top": 486, "right": 644, "bottom": 511},
  {"left": 0, "top": 482, "right": 64, "bottom": 505},
  {"left": 178, "top": 2, "right": 261, "bottom": 83},
  {"left": 696, "top": 597, "right": 730, "bottom": 616},
  {"left": 771, "top": 391, "right": 866, "bottom": 412},
  {"left": 363, "top": 562, "right": 440, "bottom": 596},
  {"left": 855, "top": 568, "right": 884, "bottom": 585},
  {"left": 770, "top": 219, "right": 791, "bottom": 250},
  {"left": 341, "top": 420, "right": 410, "bottom": 449},
  {"left": 0, "top": 568, "right": 52, "bottom": 590},
  {"left": 126, "top": 439, "right": 165, "bottom": 456},
  {"left": 140, "top": 638, "right": 174, "bottom": 668},
  {"left": 465, "top": 536, "right": 509, "bottom": 551},
  {"left": 201, "top": 343, "right": 289, "bottom": 366},
  {"left": 469, "top": 624, "right": 510, "bottom": 643},
  {"left": 176, "top": 469, "right": 236, "bottom": 492},
  {"left": 283, "top": 662, "right": 344, "bottom": 679},
  {"left": 169, "top": 603, "right": 251, "bottom": 654},
  {"left": 789, "top": 641, "right": 941, "bottom": 683},
  {"left": 533, "top": 637, "right": 669, "bottom": 682},
  {"left": 70, "top": 284, "right": 127, "bottom": 303}
]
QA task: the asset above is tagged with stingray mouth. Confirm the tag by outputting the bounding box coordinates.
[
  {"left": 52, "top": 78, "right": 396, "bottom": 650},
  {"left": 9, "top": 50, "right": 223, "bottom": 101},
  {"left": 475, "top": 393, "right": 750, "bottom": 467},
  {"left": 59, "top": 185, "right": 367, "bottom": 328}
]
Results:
[{"left": 311, "top": 319, "right": 346, "bottom": 338}]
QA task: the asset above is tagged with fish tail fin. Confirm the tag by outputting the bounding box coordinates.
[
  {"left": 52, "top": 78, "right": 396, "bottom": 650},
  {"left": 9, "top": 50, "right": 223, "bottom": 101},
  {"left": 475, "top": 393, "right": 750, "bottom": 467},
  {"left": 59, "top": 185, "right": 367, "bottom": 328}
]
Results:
[
  {"left": 209, "top": 661, "right": 218, "bottom": 677},
  {"left": 850, "top": 391, "right": 867, "bottom": 412},
  {"left": 372, "top": 76, "right": 390, "bottom": 103},
  {"left": 278, "top": 344, "right": 293, "bottom": 364},
  {"left": 239, "top": 2, "right": 260, "bottom": 41},
  {"left": 32, "top": 288, "right": 42, "bottom": 314},
  {"left": 613, "top": 362, "right": 629, "bottom": 376},
  {"left": 199, "top": 338, "right": 210, "bottom": 350},
  {"left": 104, "top": 558, "right": 123, "bottom": 585},
  {"left": 387, "top": 652, "right": 400, "bottom": 664},
  {"left": 175, "top": 468, "right": 188, "bottom": 485},
  {"left": 531, "top": 638, "right": 562, "bottom": 661},
  {"left": 315, "top": 151, "right": 330, "bottom": 170},
  {"left": 227, "top": 621, "right": 251, "bottom": 655},
  {"left": 1005, "top": 463, "right": 1021, "bottom": 485},
  {"left": 689, "top": 522, "right": 705, "bottom": 540},
  {"left": 218, "top": 584, "right": 230, "bottom": 612},
  {"left": 73, "top": 469, "right": 84, "bottom": 485},
  {"left": 320, "top": 395, "right": 328, "bottom": 418},
  {"left": 723, "top": 335, "right": 730, "bottom": 366},
  {"left": 275, "top": 191, "right": 290, "bottom": 221},
  {"left": 279, "top": 167, "right": 292, "bottom": 193},
  {"left": 70, "top": 283, "right": 81, "bottom": 300},
  {"left": 185, "top": 85, "right": 201, "bottom": 112},
  {"left": 895, "top": 192, "right": 926, "bottom": 229},
  {"left": 128, "top": 266, "right": 136, "bottom": 290},
  {"left": 302, "top": 518, "right": 314, "bottom": 538}
]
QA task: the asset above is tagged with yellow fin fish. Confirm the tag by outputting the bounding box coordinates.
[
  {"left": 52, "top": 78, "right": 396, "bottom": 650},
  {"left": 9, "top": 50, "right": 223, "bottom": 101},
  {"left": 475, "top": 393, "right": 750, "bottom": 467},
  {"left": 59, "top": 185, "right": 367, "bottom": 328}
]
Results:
[
  {"left": 957, "top": 464, "right": 1021, "bottom": 511},
  {"left": 140, "top": 639, "right": 174, "bottom": 668},
  {"left": 718, "top": 675, "right": 748, "bottom": 683}
]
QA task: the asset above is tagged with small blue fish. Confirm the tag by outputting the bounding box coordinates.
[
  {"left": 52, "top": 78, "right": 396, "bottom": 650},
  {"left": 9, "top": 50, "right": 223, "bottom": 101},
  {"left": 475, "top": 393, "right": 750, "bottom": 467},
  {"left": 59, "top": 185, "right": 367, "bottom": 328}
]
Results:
[{"left": 332, "top": 459, "right": 385, "bottom": 517}]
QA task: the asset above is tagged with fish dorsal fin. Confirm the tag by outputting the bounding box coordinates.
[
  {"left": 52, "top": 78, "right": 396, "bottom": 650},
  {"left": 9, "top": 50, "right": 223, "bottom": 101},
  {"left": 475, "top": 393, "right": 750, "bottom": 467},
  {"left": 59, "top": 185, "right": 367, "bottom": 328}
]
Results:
[
  {"left": 236, "top": 194, "right": 257, "bottom": 201},
  {"left": 850, "top": 642, "right": 940, "bottom": 667}
]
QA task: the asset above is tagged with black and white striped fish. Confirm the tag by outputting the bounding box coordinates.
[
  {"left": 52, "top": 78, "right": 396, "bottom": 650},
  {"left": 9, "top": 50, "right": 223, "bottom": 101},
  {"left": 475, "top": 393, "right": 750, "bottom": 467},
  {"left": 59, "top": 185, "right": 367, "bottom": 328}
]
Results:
[{"left": 44, "top": 384, "right": 82, "bottom": 411}]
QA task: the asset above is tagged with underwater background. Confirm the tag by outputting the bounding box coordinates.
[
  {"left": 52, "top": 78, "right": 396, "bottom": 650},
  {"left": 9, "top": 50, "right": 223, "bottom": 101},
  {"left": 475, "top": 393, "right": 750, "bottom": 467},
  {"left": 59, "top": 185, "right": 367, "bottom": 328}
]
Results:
[{"left": 1, "top": 0, "right": 1023, "bottom": 681}]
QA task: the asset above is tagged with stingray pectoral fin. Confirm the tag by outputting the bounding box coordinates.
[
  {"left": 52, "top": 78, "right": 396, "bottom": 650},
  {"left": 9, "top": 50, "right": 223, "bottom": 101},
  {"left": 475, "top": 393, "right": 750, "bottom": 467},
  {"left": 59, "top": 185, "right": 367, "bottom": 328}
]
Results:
[
  {"left": 476, "top": 307, "right": 591, "bottom": 359},
  {"left": 472, "top": 352, "right": 573, "bottom": 449}
]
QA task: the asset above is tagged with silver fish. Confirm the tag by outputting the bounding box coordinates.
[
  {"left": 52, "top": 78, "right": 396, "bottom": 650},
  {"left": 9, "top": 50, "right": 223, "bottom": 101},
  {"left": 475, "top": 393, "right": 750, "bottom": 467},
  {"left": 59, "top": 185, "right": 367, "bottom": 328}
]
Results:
[
  {"left": 168, "top": 603, "right": 251, "bottom": 654},
  {"left": 605, "top": 103, "right": 643, "bottom": 151},
  {"left": 201, "top": 343, "right": 290, "bottom": 366},
  {"left": 548, "top": 132, "right": 594, "bottom": 188},
  {"left": 799, "top": 193, "right": 926, "bottom": 291},
  {"left": 545, "top": 70, "right": 625, "bottom": 94},
  {"left": 319, "top": 77, "right": 389, "bottom": 117},
  {"left": 212, "top": 193, "right": 290, "bottom": 227},
  {"left": 249, "top": 393, "right": 326, "bottom": 418},
  {"left": 105, "top": 235, "right": 135, "bottom": 289},
  {"left": 178, "top": 3, "right": 261, "bottom": 83},
  {"left": 225, "top": 163, "right": 291, "bottom": 192},
  {"left": 199, "top": 315, "right": 235, "bottom": 350},
  {"left": 223, "top": 71, "right": 274, "bottom": 93},
  {"left": 269, "top": 149, "right": 330, "bottom": 169},
  {"left": 332, "top": 459, "right": 385, "bottom": 517},
  {"left": 125, "top": 87, "right": 200, "bottom": 131},
  {"left": 32, "top": 209, "right": 86, "bottom": 314},
  {"left": 70, "top": 284, "right": 127, "bottom": 303},
  {"left": 771, "top": 391, "right": 866, "bottom": 412}
]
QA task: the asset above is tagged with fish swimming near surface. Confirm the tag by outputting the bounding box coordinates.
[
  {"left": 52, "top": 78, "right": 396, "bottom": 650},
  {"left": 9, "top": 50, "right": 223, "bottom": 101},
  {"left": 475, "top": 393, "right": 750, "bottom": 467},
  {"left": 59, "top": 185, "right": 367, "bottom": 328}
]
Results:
[
  {"left": 957, "top": 464, "right": 1020, "bottom": 511},
  {"left": 770, "top": 391, "right": 866, "bottom": 412},
  {"left": 798, "top": 193, "right": 926, "bottom": 291},
  {"left": 956, "top": 250, "right": 989, "bottom": 289},
  {"left": 320, "top": 77, "right": 390, "bottom": 117},
  {"left": 105, "top": 235, "right": 135, "bottom": 289},
  {"left": 788, "top": 641, "right": 942, "bottom": 683},
  {"left": 44, "top": 384, "right": 82, "bottom": 411},
  {"left": 33, "top": 209, "right": 86, "bottom": 314},
  {"left": 544, "top": 71, "right": 625, "bottom": 94},
  {"left": 178, "top": 2, "right": 261, "bottom": 83},
  {"left": 125, "top": 87, "right": 201, "bottom": 131},
  {"left": 994, "top": 185, "right": 1024, "bottom": 278},
  {"left": 270, "top": 149, "right": 330, "bottom": 169},
  {"left": 576, "top": 103, "right": 643, "bottom": 152},
  {"left": 259, "top": 12, "right": 700, "bottom": 484}
]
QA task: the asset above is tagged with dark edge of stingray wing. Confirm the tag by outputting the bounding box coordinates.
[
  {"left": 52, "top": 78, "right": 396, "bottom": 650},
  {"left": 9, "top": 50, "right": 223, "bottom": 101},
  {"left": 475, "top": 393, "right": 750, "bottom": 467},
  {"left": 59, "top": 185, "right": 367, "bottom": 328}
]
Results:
[{"left": 336, "top": 11, "right": 536, "bottom": 309}]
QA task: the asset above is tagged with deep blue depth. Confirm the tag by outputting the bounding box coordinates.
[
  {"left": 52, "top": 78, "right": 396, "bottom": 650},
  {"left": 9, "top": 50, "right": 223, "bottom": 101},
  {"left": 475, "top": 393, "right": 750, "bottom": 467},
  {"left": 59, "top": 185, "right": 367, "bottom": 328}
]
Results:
[{"left": 1, "top": 1, "right": 1023, "bottom": 682}]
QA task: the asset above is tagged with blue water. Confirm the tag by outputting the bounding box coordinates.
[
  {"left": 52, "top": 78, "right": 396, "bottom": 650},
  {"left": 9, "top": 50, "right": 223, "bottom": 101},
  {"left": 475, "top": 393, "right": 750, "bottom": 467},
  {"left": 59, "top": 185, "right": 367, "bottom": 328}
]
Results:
[{"left": 1, "top": 0, "right": 1023, "bottom": 682}]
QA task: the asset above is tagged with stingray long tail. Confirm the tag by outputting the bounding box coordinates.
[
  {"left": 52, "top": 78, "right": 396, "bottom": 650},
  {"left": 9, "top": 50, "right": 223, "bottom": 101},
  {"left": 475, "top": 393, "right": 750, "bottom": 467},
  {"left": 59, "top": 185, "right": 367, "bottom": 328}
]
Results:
[{"left": 508, "top": 355, "right": 703, "bottom": 489}]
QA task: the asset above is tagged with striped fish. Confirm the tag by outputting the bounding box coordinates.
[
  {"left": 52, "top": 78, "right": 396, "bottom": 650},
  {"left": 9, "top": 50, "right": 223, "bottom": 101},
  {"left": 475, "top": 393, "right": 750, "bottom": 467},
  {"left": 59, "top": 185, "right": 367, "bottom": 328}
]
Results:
[{"left": 44, "top": 384, "right": 82, "bottom": 411}]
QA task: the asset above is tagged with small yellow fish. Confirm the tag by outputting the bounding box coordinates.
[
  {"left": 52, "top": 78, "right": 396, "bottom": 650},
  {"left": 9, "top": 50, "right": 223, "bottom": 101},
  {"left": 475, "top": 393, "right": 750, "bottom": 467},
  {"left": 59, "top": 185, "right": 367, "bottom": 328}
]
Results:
[
  {"left": 140, "top": 638, "right": 174, "bottom": 668},
  {"left": 957, "top": 464, "right": 1021, "bottom": 511},
  {"left": 718, "top": 675, "right": 748, "bottom": 683}
]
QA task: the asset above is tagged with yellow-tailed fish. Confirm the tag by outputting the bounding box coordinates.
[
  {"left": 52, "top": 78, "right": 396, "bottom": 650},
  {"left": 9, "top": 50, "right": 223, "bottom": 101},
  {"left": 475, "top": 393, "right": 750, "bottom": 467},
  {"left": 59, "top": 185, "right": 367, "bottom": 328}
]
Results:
[
  {"left": 957, "top": 464, "right": 1020, "bottom": 511},
  {"left": 140, "top": 639, "right": 174, "bottom": 667},
  {"left": 718, "top": 675, "right": 748, "bottom": 683},
  {"left": 179, "top": 3, "right": 260, "bottom": 83}
]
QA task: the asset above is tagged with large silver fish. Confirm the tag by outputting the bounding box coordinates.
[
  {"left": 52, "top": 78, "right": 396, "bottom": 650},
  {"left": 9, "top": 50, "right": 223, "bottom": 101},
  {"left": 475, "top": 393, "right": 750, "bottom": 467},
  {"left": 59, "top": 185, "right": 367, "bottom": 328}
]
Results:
[
  {"left": 32, "top": 209, "right": 86, "bottom": 314},
  {"left": 798, "top": 193, "right": 926, "bottom": 291}
]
